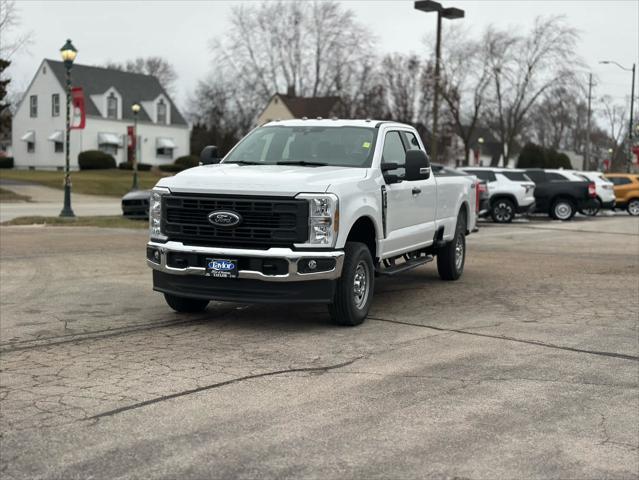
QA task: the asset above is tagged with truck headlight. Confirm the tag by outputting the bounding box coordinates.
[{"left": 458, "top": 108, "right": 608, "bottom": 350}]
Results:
[
  {"left": 149, "top": 187, "right": 170, "bottom": 241},
  {"left": 297, "top": 193, "right": 339, "bottom": 247}
]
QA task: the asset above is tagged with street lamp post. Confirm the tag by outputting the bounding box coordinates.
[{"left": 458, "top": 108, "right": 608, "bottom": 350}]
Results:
[
  {"left": 600, "top": 60, "right": 636, "bottom": 172},
  {"left": 131, "top": 103, "right": 141, "bottom": 191},
  {"left": 477, "top": 137, "right": 484, "bottom": 166},
  {"left": 59, "top": 39, "right": 77, "bottom": 218},
  {"left": 414, "top": 0, "right": 464, "bottom": 165}
]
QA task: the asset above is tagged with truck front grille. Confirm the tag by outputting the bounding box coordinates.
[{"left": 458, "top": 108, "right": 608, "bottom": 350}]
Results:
[{"left": 162, "top": 194, "right": 309, "bottom": 248}]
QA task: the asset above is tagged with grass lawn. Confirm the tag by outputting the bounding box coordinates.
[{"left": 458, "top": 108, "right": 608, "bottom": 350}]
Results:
[
  {"left": 2, "top": 216, "right": 149, "bottom": 229},
  {"left": 0, "top": 169, "right": 165, "bottom": 197},
  {"left": 0, "top": 187, "right": 31, "bottom": 202}
]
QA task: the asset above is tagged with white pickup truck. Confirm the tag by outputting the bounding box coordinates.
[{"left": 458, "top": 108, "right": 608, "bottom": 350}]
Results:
[{"left": 147, "top": 119, "right": 477, "bottom": 325}]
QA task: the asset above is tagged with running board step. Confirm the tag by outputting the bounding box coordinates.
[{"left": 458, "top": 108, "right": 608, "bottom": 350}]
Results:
[{"left": 376, "top": 255, "right": 433, "bottom": 276}]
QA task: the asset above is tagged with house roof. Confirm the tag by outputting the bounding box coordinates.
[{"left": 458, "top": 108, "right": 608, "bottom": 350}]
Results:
[
  {"left": 277, "top": 94, "right": 342, "bottom": 119},
  {"left": 45, "top": 59, "right": 187, "bottom": 126}
]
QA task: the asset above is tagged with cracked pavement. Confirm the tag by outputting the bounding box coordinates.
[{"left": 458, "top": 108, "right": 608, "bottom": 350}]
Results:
[{"left": 0, "top": 216, "right": 638, "bottom": 479}]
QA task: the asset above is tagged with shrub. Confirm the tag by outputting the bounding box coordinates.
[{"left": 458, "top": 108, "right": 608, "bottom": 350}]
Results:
[
  {"left": 78, "top": 150, "right": 116, "bottom": 170},
  {"left": 545, "top": 150, "right": 572, "bottom": 169},
  {"left": 517, "top": 143, "right": 546, "bottom": 168},
  {"left": 174, "top": 155, "right": 199, "bottom": 169},
  {"left": 118, "top": 161, "right": 152, "bottom": 171},
  {"left": 0, "top": 157, "right": 14, "bottom": 169},
  {"left": 158, "top": 163, "right": 184, "bottom": 172}
]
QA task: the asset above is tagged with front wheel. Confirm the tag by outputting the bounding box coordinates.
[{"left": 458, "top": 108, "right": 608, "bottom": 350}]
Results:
[
  {"left": 329, "top": 242, "right": 374, "bottom": 326},
  {"left": 551, "top": 199, "right": 575, "bottom": 221},
  {"left": 164, "top": 294, "right": 209, "bottom": 313},
  {"left": 437, "top": 213, "right": 466, "bottom": 281},
  {"left": 628, "top": 199, "right": 639, "bottom": 216}
]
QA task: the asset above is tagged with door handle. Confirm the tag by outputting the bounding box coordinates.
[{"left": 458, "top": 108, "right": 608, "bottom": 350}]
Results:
[{"left": 412, "top": 187, "right": 422, "bottom": 195}]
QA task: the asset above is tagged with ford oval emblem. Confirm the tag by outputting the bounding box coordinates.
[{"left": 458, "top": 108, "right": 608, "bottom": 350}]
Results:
[{"left": 208, "top": 210, "right": 242, "bottom": 227}]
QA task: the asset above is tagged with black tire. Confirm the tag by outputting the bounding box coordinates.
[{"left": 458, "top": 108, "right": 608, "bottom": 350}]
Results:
[
  {"left": 328, "top": 242, "right": 374, "bottom": 326},
  {"left": 437, "top": 212, "right": 467, "bottom": 281},
  {"left": 580, "top": 199, "right": 601, "bottom": 217},
  {"left": 550, "top": 198, "right": 575, "bottom": 221},
  {"left": 627, "top": 199, "right": 639, "bottom": 216},
  {"left": 164, "top": 294, "right": 209, "bottom": 313},
  {"left": 490, "top": 198, "right": 515, "bottom": 223}
]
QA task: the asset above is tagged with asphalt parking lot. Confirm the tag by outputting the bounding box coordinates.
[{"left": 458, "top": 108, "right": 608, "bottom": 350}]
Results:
[{"left": 1, "top": 216, "right": 638, "bottom": 479}]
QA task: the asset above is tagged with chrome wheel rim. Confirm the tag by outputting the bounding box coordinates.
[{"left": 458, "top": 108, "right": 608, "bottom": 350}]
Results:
[
  {"left": 352, "top": 261, "right": 370, "bottom": 310},
  {"left": 629, "top": 201, "right": 639, "bottom": 216},
  {"left": 454, "top": 234, "right": 464, "bottom": 271},
  {"left": 555, "top": 202, "right": 572, "bottom": 220},
  {"left": 494, "top": 202, "right": 513, "bottom": 222}
]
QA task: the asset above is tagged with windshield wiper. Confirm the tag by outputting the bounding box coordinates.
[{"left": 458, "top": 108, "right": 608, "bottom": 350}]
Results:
[
  {"left": 224, "top": 160, "right": 262, "bottom": 165},
  {"left": 276, "top": 160, "right": 328, "bottom": 167}
]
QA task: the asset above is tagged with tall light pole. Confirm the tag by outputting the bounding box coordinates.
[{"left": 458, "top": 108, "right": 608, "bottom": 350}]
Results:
[
  {"left": 600, "top": 60, "right": 636, "bottom": 172},
  {"left": 414, "top": 0, "right": 464, "bottom": 165},
  {"left": 59, "top": 39, "right": 77, "bottom": 218},
  {"left": 131, "top": 103, "right": 141, "bottom": 191}
]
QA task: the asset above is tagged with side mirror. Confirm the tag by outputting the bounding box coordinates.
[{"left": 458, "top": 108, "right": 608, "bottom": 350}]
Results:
[
  {"left": 381, "top": 162, "right": 401, "bottom": 184},
  {"left": 405, "top": 149, "right": 431, "bottom": 181},
  {"left": 200, "top": 145, "right": 221, "bottom": 165}
]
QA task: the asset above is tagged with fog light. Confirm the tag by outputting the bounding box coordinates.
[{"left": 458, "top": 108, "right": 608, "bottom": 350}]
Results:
[
  {"left": 147, "top": 247, "right": 161, "bottom": 264},
  {"left": 297, "top": 258, "right": 336, "bottom": 274},
  {"left": 308, "top": 259, "right": 317, "bottom": 270}
]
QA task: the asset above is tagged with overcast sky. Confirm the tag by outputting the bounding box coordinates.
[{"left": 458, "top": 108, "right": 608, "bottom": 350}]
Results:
[{"left": 7, "top": 0, "right": 639, "bottom": 113}]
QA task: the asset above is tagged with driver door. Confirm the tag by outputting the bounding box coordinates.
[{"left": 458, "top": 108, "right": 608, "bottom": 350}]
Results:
[{"left": 381, "top": 130, "right": 437, "bottom": 256}]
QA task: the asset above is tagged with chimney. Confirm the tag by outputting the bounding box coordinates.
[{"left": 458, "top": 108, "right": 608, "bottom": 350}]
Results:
[{"left": 286, "top": 85, "right": 295, "bottom": 97}]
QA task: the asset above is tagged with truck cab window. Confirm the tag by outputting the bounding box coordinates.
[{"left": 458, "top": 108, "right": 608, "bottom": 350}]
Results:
[{"left": 382, "top": 131, "right": 405, "bottom": 177}]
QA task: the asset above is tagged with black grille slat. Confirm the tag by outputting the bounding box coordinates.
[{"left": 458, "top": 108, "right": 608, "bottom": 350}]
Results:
[{"left": 163, "top": 194, "right": 308, "bottom": 249}]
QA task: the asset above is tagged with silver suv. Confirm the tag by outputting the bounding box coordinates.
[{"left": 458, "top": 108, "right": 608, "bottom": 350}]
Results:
[{"left": 459, "top": 167, "right": 535, "bottom": 223}]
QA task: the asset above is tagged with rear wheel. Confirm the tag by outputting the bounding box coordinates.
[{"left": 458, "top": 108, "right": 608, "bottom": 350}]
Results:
[
  {"left": 329, "top": 242, "right": 374, "bottom": 326},
  {"left": 551, "top": 199, "right": 575, "bottom": 221},
  {"left": 164, "top": 294, "right": 209, "bottom": 313},
  {"left": 437, "top": 212, "right": 466, "bottom": 281},
  {"left": 490, "top": 198, "right": 515, "bottom": 223},
  {"left": 580, "top": 199, "right": 601, "bottom": 217},
  {"left": 628, "top": 199, "right": 639, "bottom": 216}
]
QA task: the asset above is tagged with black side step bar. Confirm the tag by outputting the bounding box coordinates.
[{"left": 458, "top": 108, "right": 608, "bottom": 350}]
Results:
[{"left": 376, "top": 255, "right": 433, "bottom": 276}]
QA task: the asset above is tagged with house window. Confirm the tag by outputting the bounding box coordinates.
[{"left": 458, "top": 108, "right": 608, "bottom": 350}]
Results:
[
  {"left": 156, "top": 146, "right": 173, "bottom": 159},
  {"left": 107, "top": 93, "right": 118, "bottom": 119},
  {"left": 157, "top": 99, "right": 167, "bottom": 124},
  {"left": 30, "top": 95, "right": 37, "bottom": 117},
  {"left": 54, "top": 142, "right": 64, "bottom": 153},
  {"left": 100, "top": 144, "right": 118, "bottom": 155},
  {"left": 27, "top": 142, "right": 35, "bottom": 153},
  {"left": 52, "top": 94, "right": 60, "bottom": 117}
]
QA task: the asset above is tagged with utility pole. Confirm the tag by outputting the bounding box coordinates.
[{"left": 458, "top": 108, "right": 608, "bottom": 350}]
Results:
[
  {"left": 627, "top": 63, "right": 635, "bottom": 173},
  {"left": 584, "top": 73, "right": 592, "bottom": 170}
]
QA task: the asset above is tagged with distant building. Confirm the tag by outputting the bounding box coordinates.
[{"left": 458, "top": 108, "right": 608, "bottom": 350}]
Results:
[
  {"left": 257, "top": 88, "right": 344, "bottom": 125},
  {"left": 12, "top": 59, "right": 189, "bottom": 169}
]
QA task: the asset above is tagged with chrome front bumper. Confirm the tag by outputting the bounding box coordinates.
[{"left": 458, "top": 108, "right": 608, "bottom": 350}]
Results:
[{"left": 146, "top": 241, "right": 344, "bottom": 282}]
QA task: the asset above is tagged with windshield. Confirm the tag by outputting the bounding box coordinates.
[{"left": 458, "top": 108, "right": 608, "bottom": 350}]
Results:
[{"left": 223, "top": 126, "right": 377, "bottom": 168}]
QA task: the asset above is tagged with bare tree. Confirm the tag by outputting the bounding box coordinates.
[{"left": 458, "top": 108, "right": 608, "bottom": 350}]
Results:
[
  {"left": 599, "top": 95, "right": 627, "bottom": 170},
  {"left": 529, "top": 85, "right": 582, "bottom": 150},
  {"left": 105, "top": 56, "right": 178, "bottom": 94},
  {"left": 0, "top": 0, "right": 33, "bottom": 60},
  {"left": 483, "top": 16, "right": 582, "bottom": 164},
  {"left": 439, "top": 26, "right": 492, "bottom": 165},
  {"left": 208, "top": 0, "right": 374, "bottom": 127}
]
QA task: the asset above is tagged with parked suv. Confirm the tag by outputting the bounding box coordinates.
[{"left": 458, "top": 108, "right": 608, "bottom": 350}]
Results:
[
  {"left": 605, "top": 173, "right": 639, "bottom": 216},
  {"left": 523, "top": 169, "right": 598, "bottom": 220},
  {"left": 571, "top": 171, "right": 616, "bottom": 216},
  {"left": 459, "top": 167, "right": 535, "bottom": 223}
]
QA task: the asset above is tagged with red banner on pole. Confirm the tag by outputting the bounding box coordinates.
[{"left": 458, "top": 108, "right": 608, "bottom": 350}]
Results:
[
  {"left": 71, "top": 87, "right": 86, "bottom": 129},
  {"left": 127, "top": 126, "right": 136, "bottom": 162}
]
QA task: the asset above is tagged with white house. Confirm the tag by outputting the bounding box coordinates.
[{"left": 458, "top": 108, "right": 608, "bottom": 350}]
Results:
[{"left": 12, "top": 59, "right": 189, "bottom": 169}]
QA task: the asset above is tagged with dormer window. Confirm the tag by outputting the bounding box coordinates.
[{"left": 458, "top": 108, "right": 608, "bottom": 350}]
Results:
[
  {"left": 157, "top": 99, "right": 167, "bottom": 124},
  {"left": 107, "top": 93, "right": 118, "bottom": 119}
]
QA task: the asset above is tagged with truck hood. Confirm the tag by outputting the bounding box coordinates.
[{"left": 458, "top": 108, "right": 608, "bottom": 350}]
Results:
[{"left": 156, "top": 164, "right": 369, "bottom": 196}]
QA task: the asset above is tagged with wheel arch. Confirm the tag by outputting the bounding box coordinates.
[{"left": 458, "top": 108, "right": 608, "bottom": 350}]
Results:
[
  {"left": 490, "top": 193, "right": 518, "bottom": 208},
  {"left": 345, "top": 215, "right": 378, "bottom": 261}
]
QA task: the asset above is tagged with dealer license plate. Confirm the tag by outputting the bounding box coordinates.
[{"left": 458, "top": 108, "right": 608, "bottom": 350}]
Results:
[{"left": 205, "top": 258, "right": 238, "bottom": 279}]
